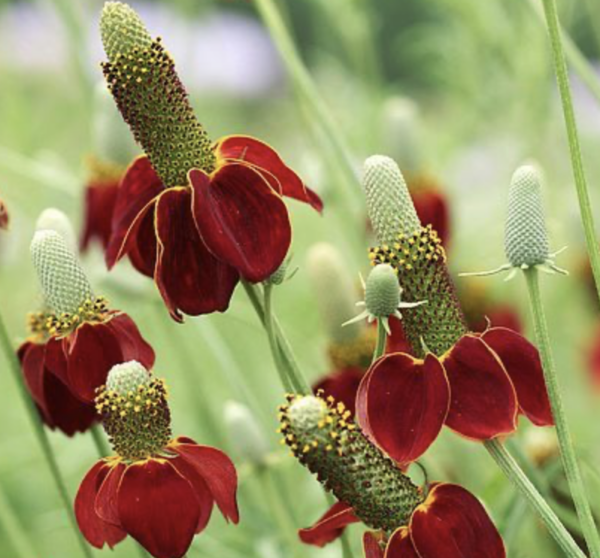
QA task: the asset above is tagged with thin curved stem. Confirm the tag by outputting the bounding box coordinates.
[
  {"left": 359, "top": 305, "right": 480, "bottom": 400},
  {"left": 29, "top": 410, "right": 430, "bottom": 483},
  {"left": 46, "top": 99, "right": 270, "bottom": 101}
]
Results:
[
  {"left": 0, "top": 311, "right": 93, "bottom": 558},
  {"left": 372, "top": 320, "right": 386, "bottom": 363},
  {"left": 539, "top": 0, "right": 600, "bottom": 306},
  {"left": 0, "top": 483, "right": 37, "bottom": 558},
  {"left": 485, "top": 439, "right": 586, "bottom": 558},
  {"left": 90, "top": 424, "right": 110, "bottom": 458},
  {"left": 525, "top": 267, "right": 600, "bottom": 558}
]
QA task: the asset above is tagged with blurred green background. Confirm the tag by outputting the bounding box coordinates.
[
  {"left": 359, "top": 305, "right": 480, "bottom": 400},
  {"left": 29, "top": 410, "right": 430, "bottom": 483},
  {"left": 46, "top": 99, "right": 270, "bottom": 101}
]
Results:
[{"left": 1, "top": 0, "right": 600, "bottom": 557}]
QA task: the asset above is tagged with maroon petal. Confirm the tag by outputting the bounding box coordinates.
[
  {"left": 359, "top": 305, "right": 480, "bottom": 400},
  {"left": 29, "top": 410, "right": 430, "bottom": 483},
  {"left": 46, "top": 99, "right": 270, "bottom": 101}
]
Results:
[
  {"left": 191, "top": 165, "right": 291, "bottom": 283},
  {"left": 104, "top": 313, "right": 155, "bottom": 370},
  {"left": 363, "top": 532, "right": 385, "bottom": 558},
  {"left": 214, "top": 135, "right": 322, "bottom": 212},
  {"left": 410, "top": 483, "right": 506, "bottom": 558},
  {"left": 127, "top": 203, "right": 159, "bottom": 278},
  {"left": 81, "top": 179, "right": 120, "bottom": 253},
  {"left": 118, "top": 459, "right": 200, "bottom": 558},
  {"left": 155, "top": 187, "right": 239, "bottom": 322},
  {"left": 313, "top": 367, "right": 363, "bottom": 415},
  {"left": 19, "top": 341, "right": 48, "bottom": 414},
  {"left": 95, "top": 461, "right": 127, "bottom": 526},
  {"left": 357, "top": 353, "right": 450, "bottom": 465},
  {"left": 171, "top": 437, "right": 239, "bottom": 524},
  {"left": 412, "top": 187, "right": 450, "bottom": 247},
  {"left": 385, "top": 527, "right": 420, "bottom": 558},
  {"left": 106, "top": 156, "right": 163, "bottom": 269},
  {"left": 75, "top": 461, "right": 127, "bottom": 549},
  {"left": 299, "top": 502, "right": 359, "bottom": 547},
  {"left": 386, "top": 317, "right": 413, "bottom": 355},
  {"left": 44, "top": 337, "right": 69, "bottom": 386},
  {"left": 441, "top": 335, "right": 518, "bottom": 440},
  {"left": 481, "top": 327, "right": 553, "bottom": 427}
]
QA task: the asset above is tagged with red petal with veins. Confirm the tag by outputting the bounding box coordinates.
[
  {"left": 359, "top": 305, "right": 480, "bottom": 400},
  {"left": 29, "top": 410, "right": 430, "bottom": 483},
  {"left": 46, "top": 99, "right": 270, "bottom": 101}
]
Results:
[
  {"left": 299, "top": 502, "right": 359, "bottom": 547},
  {"left": 385, "top": 527, "right": 420, "bottom": 558},
  {"left": 363, "top": 532, "right": 385, "bottom": 558}
]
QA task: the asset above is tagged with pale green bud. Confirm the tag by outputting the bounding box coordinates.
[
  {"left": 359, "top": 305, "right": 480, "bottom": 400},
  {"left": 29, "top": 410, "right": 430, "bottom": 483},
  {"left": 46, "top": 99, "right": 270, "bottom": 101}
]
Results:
[
  {"left": 106, "top": 361, "right": 152, "bottom": 396},
  {"left": 224, "top": 401, "right": 270, "bottom": 465},
  {"left": 364, "top": 264, "right": 401, "bottom": 319},
  {"left": 35, "top": 208, "right": 77, "bottom": 253}
]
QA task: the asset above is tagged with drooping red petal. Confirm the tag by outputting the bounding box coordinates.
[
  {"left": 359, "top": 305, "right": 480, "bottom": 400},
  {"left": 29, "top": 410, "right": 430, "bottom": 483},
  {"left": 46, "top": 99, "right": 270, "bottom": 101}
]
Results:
[
  {"left": 104, "top": 313, "right": 155, "bottom": 370},
  {"left": 313, "top": 367, "right": 363, "bottom": 415},
  {"left": 117, "top": 459, "right": 200, "bottom": 558},
  {"left": 19, "top": 342, "right": 48, "bottom": 414},
  {"left": 127, "top": 203, "right": 158, "bottom": 278},
  {"left": 95, "top": 461, "right": 127, "bottom": 526},
  {"left": 81, "top": 179, "right": 120, "bottom": 252},
  {"left": 410, "top": 483, "right": 506, "bottom": 558},
  {"left": 363, "top": 532, "right": 385, "bottom": 558},
  {"left": 75, "top": 461, "right": 127, "bottom": 549},
  {"left": 170, "top": 453, "right": 214, "bottom": 534},
  {"left": 385, "top": 527, "right": 420, "bottom": 558},
  {"left": 190, "top": 165, "right": 291, "bottom": 283},
  {"left": 154, "top": 187, "right": 239, "bottom": 322},
  {"left": 481, "top": 327, "right": 553, "bottom": 427},
  {"left": 171, "top": 437, "right": 239, "bottom": 524},
  {"left": 44, "top": 336, "right": 69, "bottom": 386},
  {"left": 65, "top": 320, "right": 124, "bottom": 403},
  {"left": 386, "top": 317, "right": 414, "bottom": 355},
  {"left": 106, "top": 156, "right": 163, "bottom": 269},
  {"left": 441, "top": 335, "right": 518, "bottom": 440},
  {"left": 356, "top": 353, "right": 450, "bottom": 465},
  {"left": 214, "top": 135, "right": 323, "bottom": 212},
  {"left": 412, "top": 187, "right": 450, "bottom": 246},
  {"left": 298, "top": 502, "right": 359, "bottom": 547}
]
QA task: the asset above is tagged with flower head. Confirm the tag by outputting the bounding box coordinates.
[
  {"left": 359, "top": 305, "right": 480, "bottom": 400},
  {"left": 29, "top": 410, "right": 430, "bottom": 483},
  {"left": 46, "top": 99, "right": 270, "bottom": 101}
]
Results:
[
  {"left": 100, "top": 1, "right": 322, "bottom": 322},
  {"left": 76, "top": 361, "right": 239, "bottom": 558}
]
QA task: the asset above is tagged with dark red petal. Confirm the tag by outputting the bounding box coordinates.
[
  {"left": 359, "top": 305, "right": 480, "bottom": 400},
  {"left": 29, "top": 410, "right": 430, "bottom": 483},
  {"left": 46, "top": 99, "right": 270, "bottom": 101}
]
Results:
[
  {"left": 104, "top": 313, "right": 155, "bottom": 370},
  {"left": 385, "top": 528, "right": 419, "bottom": 558},
  {"left": 44, "top": 337, "right": 69, "bottom": 386},
  {"left": 442, "top": 335, "right": 518, "bottom": 440},
  {"left": 410, "top": 483, "right": 506, "bottom": 558},
  {"left": 95, "top": 461, "right": 127, "bottom": 526},
  {"left": 19, "top": 342, "right": 48, "bottom": 413},
  {"left": 363, "top": 532, "right": 385, "bottom": 558},
  {"left": 118, "top": 460, "right": 200, "bottom": 558},
  {"left": 190, "top": 165, "right": 291, "bottom": 283},
  {"left": 171, "top": 438, "right": 239, "bottom": 524},
  {"left": 155, "top": 187, "right": 239, "bottom": 322},
  {"left": 106, "top": 156, "right": 163, "bottom": 269},
  {"left": 312, "top": 367, "right": 363, "bottom": 415},
  {"left": 215, "top": 135, "right": 322, "bottom": 212},
  {"left": 482, "top": 327, "right": 553, "bottom": 427},
  {"left": 81, "top": 179, "right": 120, "bottom": 253},
  {"left": 75, "top": 461, "right": 127, "bottom": 549},
  {"left": 357, "top": 353, "right": 450, "bottom": 465},
  {"left": 386, "top": 317, "right": 414, "bottom": 355},
  {"left": 412, "top": 187, "right": 450, "bottom": 247},
  {"left": 298, "top": 502, "right": 359, "bottom": 547},
  {"left": 65, "top": 321, "right": 124, "bottom": 403},
  {"left": 127, "top": 203, "right": 158, "bottom": 278},
  {"left": 169, "top": 454, "right": 214, "bottom": 534}
]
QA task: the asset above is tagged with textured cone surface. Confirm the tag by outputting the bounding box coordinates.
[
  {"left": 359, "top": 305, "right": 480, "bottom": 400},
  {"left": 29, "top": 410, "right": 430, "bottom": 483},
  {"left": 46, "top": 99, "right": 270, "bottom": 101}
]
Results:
[
  {"left": 365, "top": 264, "right": 400, "bottom": 318},
  {"left": 363, "top": 155, "right": 420, "bottom": 247},
  {"left": 36, "top": 208, "right": 77, "bottom": 253},
  {"left": 280, "top": 395, "right": 423, "bottom": 533},
  {"left": 370, "top": 226, "right": 467, "bottom": 357},
  {"left": 97, "top": 362, "right": 171, "bottom": 461},
  {"left": 100, "top": 2, "right": 215, "bottom": 187},
  {"left": 31, "top": 230, "right": 93, "bottom": 315},
  {"left": 505, "top": 165, "right": 550, "bottom": 267}
]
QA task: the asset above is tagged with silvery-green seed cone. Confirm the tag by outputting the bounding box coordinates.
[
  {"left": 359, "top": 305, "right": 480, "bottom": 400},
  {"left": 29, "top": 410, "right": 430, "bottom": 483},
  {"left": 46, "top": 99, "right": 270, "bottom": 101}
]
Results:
[
  {"left": 30, "top": 230, "right": 93, "bottom": 315},
  {"left": 35, "top": 208, "right": 77, "bottom": 253},
  {"left": 504, "top": 165, "right": 550, "bottom": 268}
]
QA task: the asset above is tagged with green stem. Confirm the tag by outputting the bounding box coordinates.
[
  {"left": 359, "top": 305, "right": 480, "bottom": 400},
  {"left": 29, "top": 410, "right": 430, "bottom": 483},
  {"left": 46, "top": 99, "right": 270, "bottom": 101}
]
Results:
[
  {"left": 540, "top": 0, "right": 600, "bottom": 305},
  {"left": 525, "top": 267, "right": 600, "bottom": 558},
  {"left": 340, "top": 531, "right": 355, "bottom": 558},
  {"left": 0, "top": 312, "right": 93, "bottom": 558},
  {"left": 90, "top": 424, "right": 110, "bottom": 458},
  {"left": 485, "top": 439, "right": 586, "bottom": 558},
  {"left": 0, "top": 484, "right": 37, "bottom": 558},
  {"left": 372, "top": 320, "right": 386, "bottom": 363},
  {"left": 263, "top": 284, "right": 295, "bottom": 393}
]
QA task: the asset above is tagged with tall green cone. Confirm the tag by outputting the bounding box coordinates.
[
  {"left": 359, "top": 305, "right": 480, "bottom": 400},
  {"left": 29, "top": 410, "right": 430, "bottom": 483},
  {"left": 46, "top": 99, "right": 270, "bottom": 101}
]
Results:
[
  {"left": 100, "top": 1, "right": 215, "bottom": 187},
  {"left": 35, "top": 208, "right": 77, "bottom": 253},
  {"left": 279, "top": 394, "right": 423, "bottom": 533}
]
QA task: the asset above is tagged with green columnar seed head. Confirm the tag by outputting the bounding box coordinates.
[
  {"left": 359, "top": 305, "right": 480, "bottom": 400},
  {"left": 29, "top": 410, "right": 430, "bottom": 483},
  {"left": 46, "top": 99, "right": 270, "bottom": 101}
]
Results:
[
  {"left": 100, "top": 1, "right": 215, "bottom": 187},
  {"left": 307, "top": 243, "right": 364, "bottom": 343},
  {"left": 505, "top": 165, "right": 550, "bottom": 268},
  {"left": 363, "top": 155, "right": 421, "bottom": 247},
  {"left": 30, "top": 230, "right": 93, "bottom": 316},
  {"left": 280, "top": 394, "right": 423, "bottom": 533},
  {"left": 224, "top": 401, "right": 270, "bottom": 466},
  {"left": 365, "top": 264, "right": 401, "bottom": 318},
  {"left": 35, "top": 208, "right": 77, "bottom": 253},
  {"left": 96, "top": 361, "right": 172, "bottom": 461}
]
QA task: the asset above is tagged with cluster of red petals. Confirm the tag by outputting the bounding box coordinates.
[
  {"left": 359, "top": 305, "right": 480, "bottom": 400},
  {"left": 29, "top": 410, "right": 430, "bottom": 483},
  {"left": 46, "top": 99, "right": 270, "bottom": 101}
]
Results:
[
  {"left": 301, "top": 483, "right": 505, "bottom": 558},
  {"left": 76, "top": 437, "right": 239, "bottom": 558},
  {"left": 358, "top": 327, "right": 553, "bottom": 466},
  {"left": 106, "top": 136, "right": 322, "bottom": 322},
  {"left": 18, "top": 312, "right": 154, "bottom": 436},
  {"left": 80, "top": 178, "right": 119, "bottom": 252}
]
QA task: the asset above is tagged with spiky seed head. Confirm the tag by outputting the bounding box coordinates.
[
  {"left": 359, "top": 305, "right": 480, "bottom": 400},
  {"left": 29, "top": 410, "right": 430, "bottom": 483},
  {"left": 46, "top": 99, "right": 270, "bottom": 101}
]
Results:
[
  {"left": 35, "top": 208, "right": 77, "bottom": 253},
  {"left": 364, "top": 264, "right": 400, "bottom": 318},
  {"left": 30, "top": 230, "right": 93, "bottom": 315},
  {"left": 224, "top": 401, "right": 270, "bottom": 465},
  {"left": 363, "top": 155, "right": 421, "bottom": 247},
  {"left": 106, "top": 361, "right": 152, "bottom": 396},
  {"left": 100, "top": 1, "right": 152, "bottom": 62},
  {"left": 504, "top": 164, "right": 550, "bottom": 268},
  {"left": 287, "top": 395, "right": 329, "bottom": 432}
]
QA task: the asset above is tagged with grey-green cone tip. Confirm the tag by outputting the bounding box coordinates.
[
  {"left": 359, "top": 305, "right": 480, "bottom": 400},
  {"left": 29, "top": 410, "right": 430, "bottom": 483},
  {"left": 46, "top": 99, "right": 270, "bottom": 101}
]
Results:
[
  {"left": 100, "top": 1, "right": 152, "bottom": 63},
  {"left": 288, "top": 396, "right": 328, "bottom": 431},
  {"left": 35, "top": 208, "right": 77, "bottom": 253},
  {"left": 30, "top": 230, "right": 93, "bottom": 315},
  {"left": 505, "top": 164, "right": 550, "bottom": 268},
  {"left": 107, "top": 361, "right": 152, "bottom": 396},
  {"left": 363, "top": 155, "right": 421, "bottom": 247}
]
